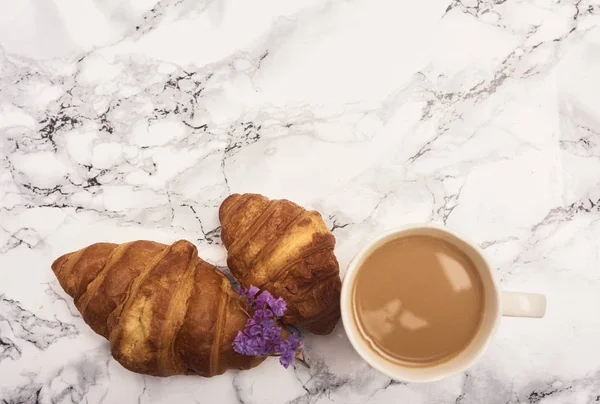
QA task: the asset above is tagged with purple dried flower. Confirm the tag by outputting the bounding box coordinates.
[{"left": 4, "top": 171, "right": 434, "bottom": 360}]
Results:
[
  {"left": 279, "top": 351, "right": 295, "bottom": 368},
  {"left": 263, "top": 324, "right": 282, "bottom": 341},
  {"left": 233, "top": 331, "right": 247, "bottom": 353},
  {"left": 277, "top": 332, "right": 302, "bottom": 368},
  {"left": 287, "top": 333, "right": 303, "bottom": 350},
  {"left": 246, "top": 336, "right": 268, "bottom": 356},
  {"left": 255, "top": 290, "right": 273, "bottom": 307},
  {"left": 252, "top": 290, "right": 287, "bottom": 317},
  {"left": 247, "top": 324, "right": 263, "bottom": 337},
  {"left": 233, "top": 285, "right": 304, "bottom": 369},
  {"left": 253, "top": 309, "right": 273, "bottom": 321},
  {"left": 268, "top": 297, "right": 287, "bottom": 317},
  {"left": 245, "top": 318, "right": 259, "bottom": 328}
]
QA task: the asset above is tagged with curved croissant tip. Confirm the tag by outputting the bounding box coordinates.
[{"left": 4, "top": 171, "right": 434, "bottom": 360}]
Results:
[
  {"left": 219, "top": 194, "right": 242, "bottom": 222},
  {"left": 172, "top": 239, "right": 199, "bottom": 253},
  {"left": 51, "top": 254, "right": 69, "bottom": 275}
]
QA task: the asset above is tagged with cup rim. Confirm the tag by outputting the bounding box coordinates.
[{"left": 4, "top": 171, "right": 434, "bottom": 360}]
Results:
[{"left": 340, "top": 223, "right": 502, "bottom": 383}]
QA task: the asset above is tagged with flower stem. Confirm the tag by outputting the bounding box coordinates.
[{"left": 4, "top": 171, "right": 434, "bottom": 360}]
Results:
[
  {"left": 296, "top": 352, "right": 310, "bottom": 368},
  {"left": 239, "top": 304, "right": 251, "bottom": 319}
]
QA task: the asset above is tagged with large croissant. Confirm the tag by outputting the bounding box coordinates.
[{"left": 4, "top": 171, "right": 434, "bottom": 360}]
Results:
[
  {"left": 51, "top": 240, "right": 264, "bottom": 377},
  {"left": 219, "top": 193, "right": 341, "bottom": 335}
]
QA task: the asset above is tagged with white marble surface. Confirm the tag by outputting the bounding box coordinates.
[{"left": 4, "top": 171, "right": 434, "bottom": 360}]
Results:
[{"left": 1, "top": 0, "right": 600, "bottom": 403}]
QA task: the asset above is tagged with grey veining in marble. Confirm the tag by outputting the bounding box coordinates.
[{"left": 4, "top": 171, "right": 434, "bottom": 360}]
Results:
[{"left": 1, "top": 0, "right": 600, "bottom": 403}]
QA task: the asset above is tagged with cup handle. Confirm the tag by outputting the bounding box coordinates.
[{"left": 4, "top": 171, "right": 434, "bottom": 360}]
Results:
[{"left": 501, "top": 291, "right": 546, "bottom": 318}]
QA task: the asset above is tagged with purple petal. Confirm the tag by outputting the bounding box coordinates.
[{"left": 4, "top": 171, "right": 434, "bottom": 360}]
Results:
[
  {"left": 245, "top": 337, "right": 264, "bottom": 356},
  {"left": 263, "top": 325, "right": 282, "bottom": 341},
  {"left": 247, "top": 285, "right": 260, "bottom": 298},
  {"left": 233, "top": 331, "right": 248, "bottom": 354},
  {"left": 261, "top": 319, "right": 276, "bottom": 328},
  {"left": 247, "top": 324, "right": 262, "bottom": 337},
  {"left": 278, "top": 338, "right": 291, "bottom": 352},
  {"left": 253, "top": 309, "right": 274, "bottom": 321},
  {"left": 233, "top": 330, "right": 246, "bottom": 342},
  {"left": 265, "top": 336, "right": 282, "bottom": 352},
  {"left": 279, "top": 351, "right": 294, "bottom": 368},
  {"left": 268, "top": 297, "right": 287, "bottom": 317},
  {"left": 256, "top": 290, "right": 275, "bottom": 307},
  {"left": 287, "top": 333, "right": 303, "bottom": 349}
]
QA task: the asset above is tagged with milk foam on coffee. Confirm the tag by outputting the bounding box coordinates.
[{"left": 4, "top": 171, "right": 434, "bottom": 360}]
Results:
[{"left": 352, "top": 235, "right": 485, "bottom": 366}]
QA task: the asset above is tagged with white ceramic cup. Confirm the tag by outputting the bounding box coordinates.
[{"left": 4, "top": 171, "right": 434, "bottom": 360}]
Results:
[{"left": 341, "top": 224, "right": 546, "bottom": 383}]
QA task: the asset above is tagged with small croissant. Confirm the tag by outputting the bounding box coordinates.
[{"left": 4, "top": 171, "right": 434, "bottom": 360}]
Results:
[
  {"left": 52, "top": 240, "right": 264, "bottom": 377},
  {"left": 219, "top": 193, "right": 341, "bottom": 335}
]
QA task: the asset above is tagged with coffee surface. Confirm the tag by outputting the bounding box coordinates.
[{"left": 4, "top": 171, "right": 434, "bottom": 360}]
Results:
[{"left": 353, "top": 235, "right": 484, "bottom": 366}]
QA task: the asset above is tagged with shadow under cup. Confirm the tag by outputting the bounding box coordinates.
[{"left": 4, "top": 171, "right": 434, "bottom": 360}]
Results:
[{"left": 341, "top": 225, "right": 501, "bottom": 383}]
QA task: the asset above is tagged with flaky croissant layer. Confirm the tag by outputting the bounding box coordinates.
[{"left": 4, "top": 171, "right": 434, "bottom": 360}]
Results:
[{"left": 52, "top": 240, "right": 264, "bottom": 377}]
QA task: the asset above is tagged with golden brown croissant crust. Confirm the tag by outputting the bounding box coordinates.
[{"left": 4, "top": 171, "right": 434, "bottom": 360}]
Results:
[
  {"left": 219, "top": 193, "right": 341, "bottom": 335},
  {"left": 52, "top": 240, "right": 264, "bottom": 377}
]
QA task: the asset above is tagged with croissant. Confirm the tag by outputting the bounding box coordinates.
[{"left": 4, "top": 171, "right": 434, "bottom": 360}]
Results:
[
  {"left": 219, "top": 193, "right": 341, "bottom": 335},
  {"left": 51, "top": 240, "right": 264, "bottom": 377}
]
